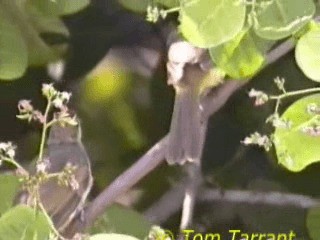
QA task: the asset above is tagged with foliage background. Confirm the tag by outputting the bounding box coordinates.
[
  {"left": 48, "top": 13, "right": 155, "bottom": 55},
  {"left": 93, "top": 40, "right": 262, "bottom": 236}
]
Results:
[{"left": 0, "top": 0, "right": 320, "bottom": 239}]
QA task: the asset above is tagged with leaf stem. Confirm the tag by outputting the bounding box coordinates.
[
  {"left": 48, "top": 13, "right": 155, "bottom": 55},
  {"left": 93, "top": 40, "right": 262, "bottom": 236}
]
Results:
[
  {"left": 274, "top": 99, "right": 281, "bottom": 114},
  {"left": 46, "top": 119, "right": 58, "bottom": 128},
  {"left": 269, "top": 87, "right": 320, "bottom": 100},
  {"left": 164, "top": 6, "right": 180, "bottom": 14},
  {"left": 38, "top": 100, "right": 52, "bottom": 163},
  {"left": 2, "top": 156, "right": 27, "bottom": 172},
  {"left": 38, "top": 194, "right": 67, "bottom": 240}
]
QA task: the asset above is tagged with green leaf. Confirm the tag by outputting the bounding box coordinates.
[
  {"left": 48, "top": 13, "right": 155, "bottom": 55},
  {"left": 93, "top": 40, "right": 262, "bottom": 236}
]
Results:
[
  {"left": 90, "top": 205, "right": 151, "bottom": 239},
  {"left": 28, "top": 0, "right": 90, "bottom": 16},
  {"left": 0, "top": 205, "right": 51, "bottom": 240},
  {"left": 90, "top": 233, "right": 139, "bottom": 240},
  {"left": 179, "top": 0, "right": 246, "bottom": 48},
  {"left": 156, "top": 0, "right": 179, "bottom": 8},
  {"left": 254, "top": 0, "right": 315, "bottom": 40},
  {"left": 119, "top": 0, "right": 179, "bottom": 12},
  {"left": 118, "top": 0, "right": 149, "bottom": 13},
  {"left": 60, "top": 0, "right": 90, "bottom": 15},
  {"left": 0, "top": 175, "right": 21, "bottom": 216},
  {"left": 295, "top": 25, "right": 320, "bottom": 82},
  {"left": 209, "top": 28, "right": 274, "bottom": 78},
  {"left": 307, "top": 206, "right": 320, "bottom": 240},
  {"left": 0, "top": 8, "right": 28, "bottom": 80},
  {"left": 273, "top": 94, "right": 320, "bottom": 172},
  {"left": 0, "top": 0, "right": 65, "bottom": 69},
  {"left": 26, "top": 5, "right": 69, "bottom": 36}
]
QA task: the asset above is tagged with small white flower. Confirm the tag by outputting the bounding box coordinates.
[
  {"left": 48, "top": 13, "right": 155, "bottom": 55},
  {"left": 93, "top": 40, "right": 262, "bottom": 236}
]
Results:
[
  {"left": 61, "top": 92, "right": 71, "bottom": 102},
  {"left": 307, "top": 103, "right": 320, "bottom": 115},
  {"left": 0, "top": 142, "right": 7, "bottom": 151},
  {"left": 18, "top": 100, "right": 33, "bottom": 113},
  {"left": 242, "top": 136, "right": 253, "bottom": 145},
  {"left": 0, "top": 142, "right": 16, "bottom": 159},
  {"left": 42, "top": 83, "right": 57, "bottom": 98},
  {"left": 241, "top": 132, "right": 272, "bottom": 151},
  {"left": 53, "top": 98, "right": 63, "bottom": 109},
  {"left": 6, "top": 148, "right": 15, "bottom": 159},
  {"left": 36, "top": 158, "right": 50, "bottom": 173},
  {"left": 248, "top": 89, "right": 268, "bottom": 106},
  {"left": 274, "top": 77, "right": 286, "bottom": 92},
  {"left": 70, "top": 176, "right": 79, "bottom": 191}
]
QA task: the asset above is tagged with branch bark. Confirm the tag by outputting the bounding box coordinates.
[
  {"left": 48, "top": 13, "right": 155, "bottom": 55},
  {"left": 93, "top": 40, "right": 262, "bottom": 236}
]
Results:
[{"left": 145, "top": 186, "right": 319, "bottom": 224}]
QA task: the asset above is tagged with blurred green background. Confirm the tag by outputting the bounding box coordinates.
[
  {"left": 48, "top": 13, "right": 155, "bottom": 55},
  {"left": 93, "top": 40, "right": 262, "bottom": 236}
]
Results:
[{"left": 0, "top": 0, "right": 320, "bottom": 239}]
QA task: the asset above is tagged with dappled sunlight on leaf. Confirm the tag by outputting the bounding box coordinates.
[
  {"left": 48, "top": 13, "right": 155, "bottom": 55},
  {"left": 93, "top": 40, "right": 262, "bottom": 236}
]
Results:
[{"left": 274, "top": 94, "right": 320, "bottom": 172}]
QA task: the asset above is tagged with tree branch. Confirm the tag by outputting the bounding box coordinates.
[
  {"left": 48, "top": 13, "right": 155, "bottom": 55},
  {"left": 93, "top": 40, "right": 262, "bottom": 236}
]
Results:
[
  {"left": 84, "top": 137, "right": 167, "bottom": 227},
  {"left": 65, "top": 137, "right": 167, "bottom": 236},
  {"left": 201, "top": 188, "right": 319, "bottom": 208},
  {"left": 144, "top": 186, "right": 319, "bottom": 224}
]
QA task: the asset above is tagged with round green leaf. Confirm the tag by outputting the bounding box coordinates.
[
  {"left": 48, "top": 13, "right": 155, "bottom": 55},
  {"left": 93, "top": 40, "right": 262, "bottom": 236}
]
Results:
[
  {"left": 60, "top": 0, "right": 90, "bottom": 15},
  {"left": 90, "top": 205, "right": 151, "bottom": 239},
  {"left": 254, "top": 0, "right": 315, "bottom": 40},
  {"left": 28, "top": 0, "right": 90, "bottom": 16},
  {"left": 0, "top": 205, "right": 51, "bottom": 240},
  {"left": 209, "top": 28, "right": 274, "bottom": 78},
  {"left": 0, "top": 8, "right": 28, "bottom": 80},
  {"left": 307, "top": 206, "right": 320, "bottom": 240},
  {"left": 90, "top": 233, "right": 139, "bottom": 240},
  {"left": 273, "top": 94, "right": 320, "bottom": 172},
  {"left": 156, "top": 0, "right": 179, "bottom": 8},
  {"left": 118, "top": 0, "right": 149, "bottom": 13},
  {"left": 0, "top": 175, "right": 21, "bottom": 216},
  {"left": 295, "top": 27, "right": 320, "bottom": 82},
  {"left": 180, "top": 0, "right": 246, "bottom": 48},
  {"left": 26, "top": 5, "right": 69, "bottom": 36},
  {"left": 0, "top": 0, "right": 66, "bottom": 69}
]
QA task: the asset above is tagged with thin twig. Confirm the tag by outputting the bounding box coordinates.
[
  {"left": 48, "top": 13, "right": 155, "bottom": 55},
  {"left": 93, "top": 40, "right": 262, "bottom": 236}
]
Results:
[
  {"left": 144, "top": 181, "right": 187, "bottom": 223},
  {"left": 145, "top": 186, "right": 319, "bottom": 224},
  {"left": 179, "top": 122, "right": 207, "bottom": 230},
  {"left": 38, "top": 98, "right": 52, "bottom": 163},
  {"left": 179, "top": 163, "right": 202, "bottom": 230},
  {"left": 86, "top": 137, "right": 166, "bottom": 224},
  {"left": 200, "top": 188, "right": 319, "bottom": 209}
]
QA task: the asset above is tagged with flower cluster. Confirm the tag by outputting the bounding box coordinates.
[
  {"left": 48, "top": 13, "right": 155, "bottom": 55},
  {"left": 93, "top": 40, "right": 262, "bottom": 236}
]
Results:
[
  {"left": 307, "top": 103, "right": 320, "bottom": 115},
  {"left": 146, "top": 226, "right": 172, "bottom": 240},
  {"left": 0, "top": 142, "right": 16, "bottom": 166},
  {"left": 146, "top": 6, "right": 167, "bottom": 23},
  {"left": 17, "top": 84, "right": 76, "bottom": 126},
  {"left": 245, "top": 77, "right": 289, "bottom": 152},
  {"left": 242, "top": 132, "right": 273, "bottom": 151},
  {"left": 266, "top": 113, "right": 292, "bottom": 129},
  {"left": 301, "top": 125, "right": 320, "bottom": 137},
  {"left": 245, "top": 76, "right": 320, "bottom": 153},
  {"left": 0, "top": 83, "right": 82, "bottom": 239},
  {"left": 58, "top": 163, "right": 79, "bottom": 191},
  {"left": 17, "top": 100, "right": 43, "bottom": 123},
  {"left": 248, "top": 89, "right": 269, "bottom": 106},
  {"left": 274, "top": 77, "right": 286, "bottom": 93}
]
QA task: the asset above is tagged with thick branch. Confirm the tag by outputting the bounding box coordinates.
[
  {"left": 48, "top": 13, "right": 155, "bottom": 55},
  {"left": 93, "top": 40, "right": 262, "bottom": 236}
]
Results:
[
  {"left": 65, "top": 138, "right": 167, "bottom": 235},
  {"left": 86, "top": 137, "right": 166, "bottom": 226}
]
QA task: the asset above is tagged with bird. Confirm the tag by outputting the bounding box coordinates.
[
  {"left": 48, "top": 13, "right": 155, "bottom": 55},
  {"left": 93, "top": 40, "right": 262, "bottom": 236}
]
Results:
[
  {"left": 165, "top": 41, "right": 225, "bottom": 165},
  {"left": 17, "top": 123, "right": 93, "bottom": 232}
]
